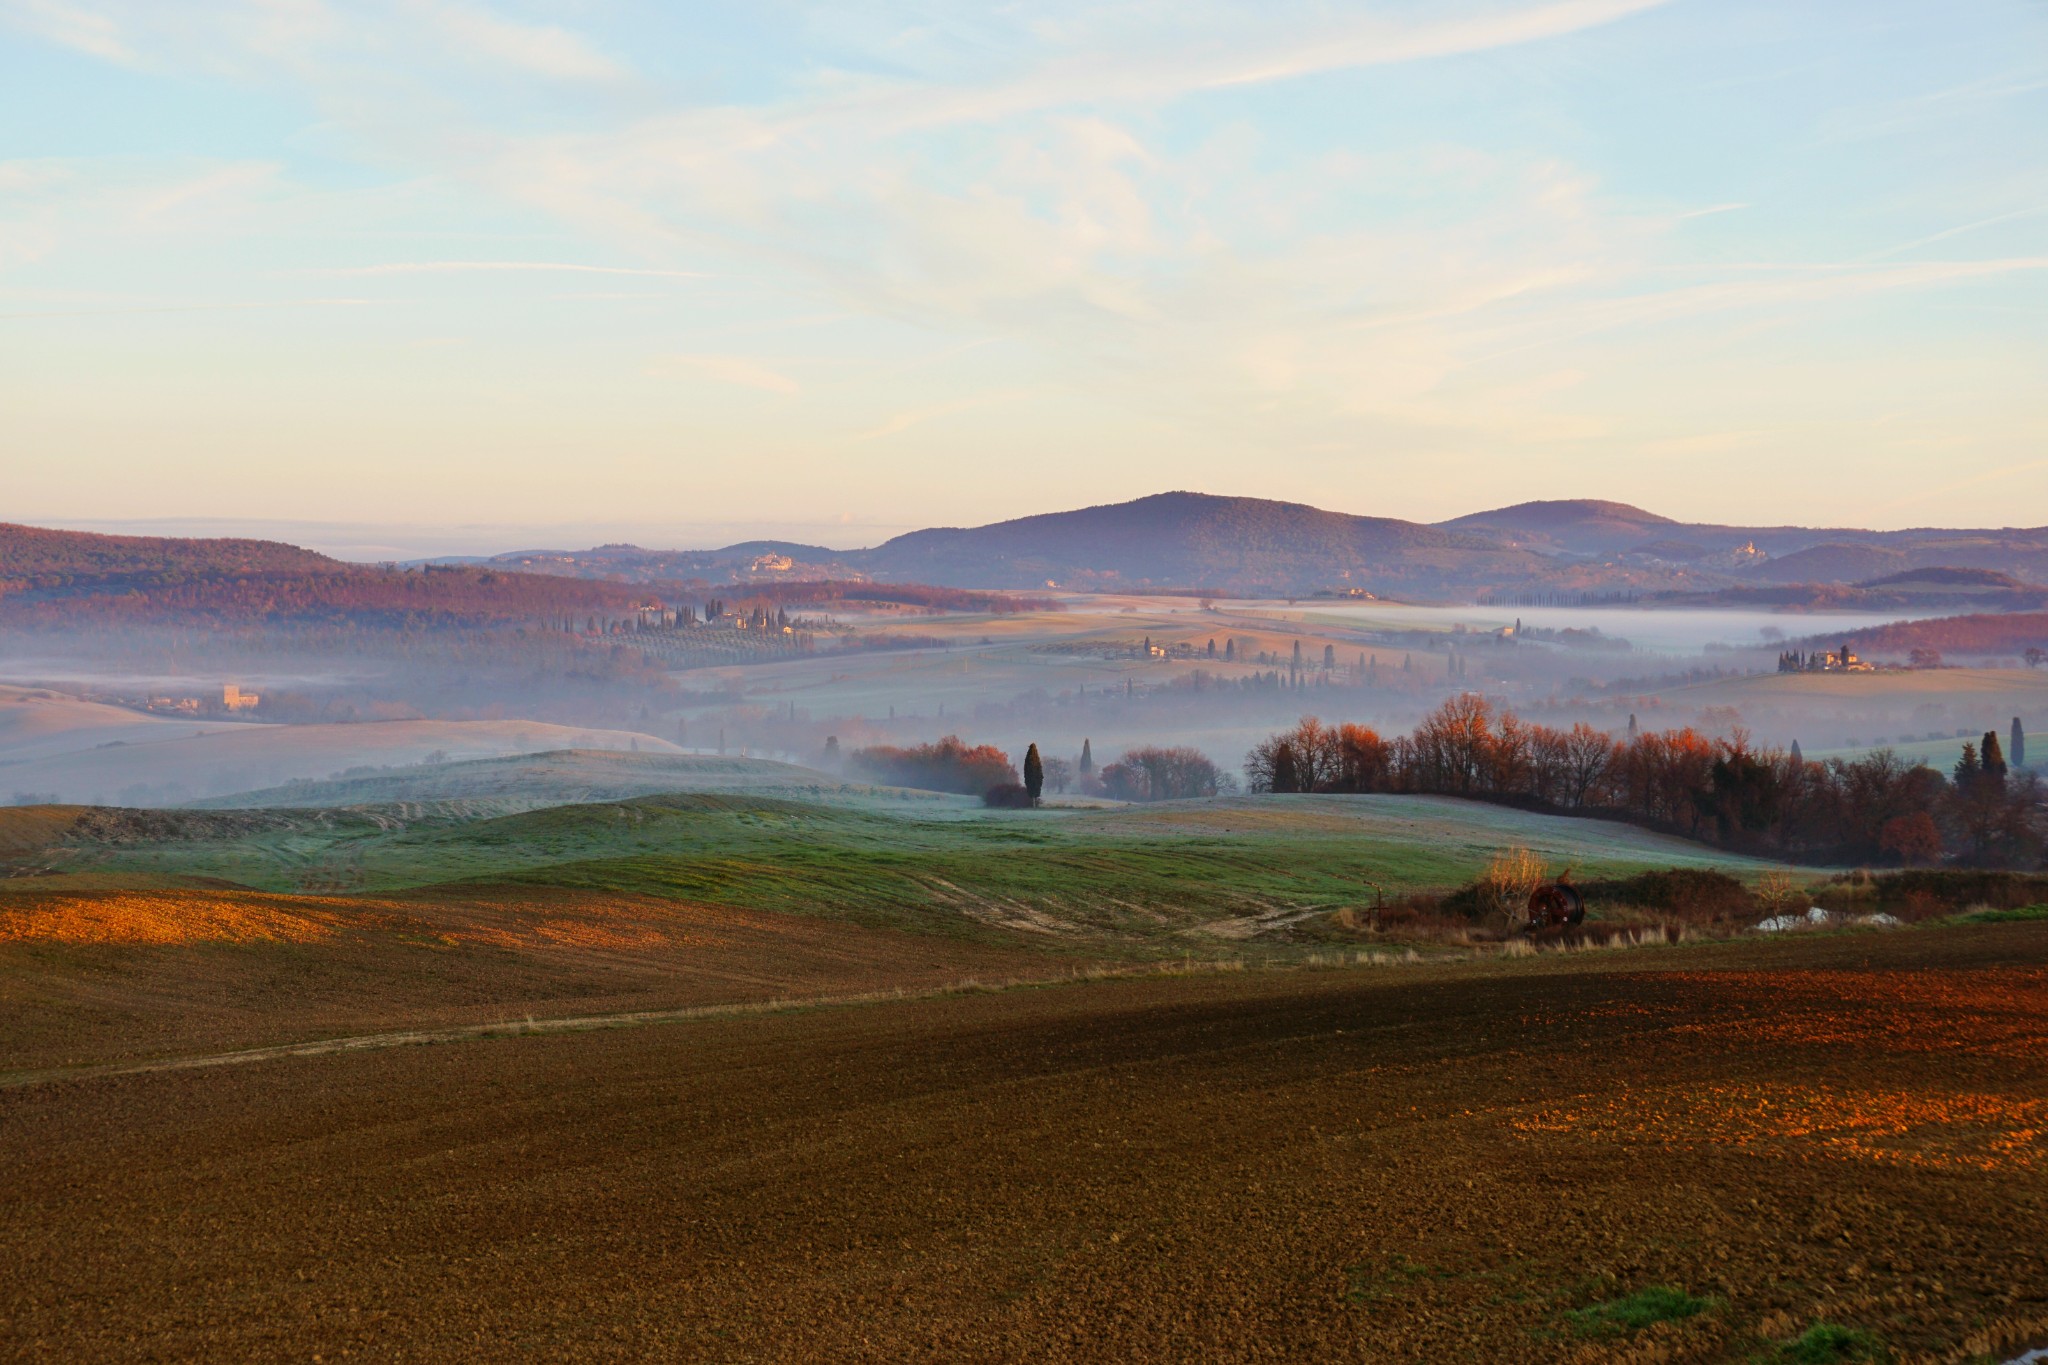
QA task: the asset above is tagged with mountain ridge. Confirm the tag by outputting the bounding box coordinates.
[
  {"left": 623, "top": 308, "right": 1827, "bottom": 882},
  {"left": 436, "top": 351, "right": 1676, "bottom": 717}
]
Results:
[{"left": 12, "top": 493, "right": 2048, "bottom": 602}]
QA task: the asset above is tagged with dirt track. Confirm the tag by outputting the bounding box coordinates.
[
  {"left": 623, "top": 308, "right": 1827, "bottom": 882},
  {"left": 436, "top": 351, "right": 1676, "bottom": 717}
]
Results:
[{"left": 5, "top": 926, "right": 2047, "bottom": 1363}]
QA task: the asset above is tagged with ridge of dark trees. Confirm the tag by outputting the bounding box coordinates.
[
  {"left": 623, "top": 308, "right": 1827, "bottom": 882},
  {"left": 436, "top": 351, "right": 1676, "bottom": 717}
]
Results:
[
  {"left": 1247, "top": 699, "right": 2043, "bottom": 868},
  {"left": 0, "top": 565, "right": 656, "bottom": 628}
]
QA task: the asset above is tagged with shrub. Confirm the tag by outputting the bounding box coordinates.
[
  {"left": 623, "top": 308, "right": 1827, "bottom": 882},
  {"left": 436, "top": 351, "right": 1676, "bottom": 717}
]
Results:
[
  {"left": 1477, "top": 846, "right": 1547, "bottom": 929},
  {"left": 849, "top": 735, "right": 1017, "bottom": 796},
  {"left": 982, "top": 783, "right": 1033, "bottom": 809},
  {"left": 1853, "top": 868, "right": 2048, "bottom": 912},
  {"left": 1578, "top": 869, "right": 1753, "bottom": 920}
]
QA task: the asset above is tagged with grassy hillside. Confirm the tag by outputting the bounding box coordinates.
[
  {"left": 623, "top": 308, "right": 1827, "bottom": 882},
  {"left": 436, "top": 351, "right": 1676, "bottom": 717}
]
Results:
[
  {"left": 192, "top": 748, "right": 957, "bottom": 813},
  {"left": 16, "top": 792, "right": 1781, "bottom": 944}
]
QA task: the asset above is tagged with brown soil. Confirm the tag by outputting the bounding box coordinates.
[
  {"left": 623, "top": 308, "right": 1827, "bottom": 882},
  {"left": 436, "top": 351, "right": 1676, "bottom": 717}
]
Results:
[
  {"left": 0, "top": 886, "right": 1063, "bottom": 1072},
  {"left": 4, "top": 925, "right": 2046, "bottom": 1363}
]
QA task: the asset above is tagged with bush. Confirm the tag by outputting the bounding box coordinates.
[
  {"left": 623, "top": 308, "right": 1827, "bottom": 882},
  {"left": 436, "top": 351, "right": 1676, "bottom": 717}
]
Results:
[
  {"left": 849, "top": 735, "right": 1017, "bottom": 796},
  {"left": 1578, "top": 869, "right": 1753, "bottom": 919},
  {"left": 1850, "top": 868, "right": 2048, "bottom": 912},
  {"left": 982, "top": 783, "right": 1033, "bottom": 809}
]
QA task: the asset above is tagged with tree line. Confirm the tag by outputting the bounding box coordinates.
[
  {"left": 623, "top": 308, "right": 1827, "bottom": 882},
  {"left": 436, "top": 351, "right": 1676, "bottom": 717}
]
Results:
[
  {"left": 1246, "top": 698, "right": 2042, "bottom": 867},
  {"left": 843, "top": 735, "right": 1231, "bottom": 806}
]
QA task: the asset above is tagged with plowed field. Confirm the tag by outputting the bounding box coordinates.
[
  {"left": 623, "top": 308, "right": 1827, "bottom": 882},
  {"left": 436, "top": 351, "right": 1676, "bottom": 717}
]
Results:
[{"left": 5, "top": 925, "right": 2046, "bottom": 1363}]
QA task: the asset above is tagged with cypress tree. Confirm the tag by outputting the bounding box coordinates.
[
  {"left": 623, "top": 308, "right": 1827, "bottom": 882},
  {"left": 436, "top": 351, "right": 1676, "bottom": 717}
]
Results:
[
  {"left": 1079, "top": 739, "right": 1093, "bottom": 776},
  {"left": 1272, "top": 741, "right": 1300, "bottom": 793},
  {"left": 1024, "top": 743, "right": 1044, "bottom": 805},
  {"left": 2013, "top": 716, "right": 2026, "bottom": 769},
  {"left": 1790, "top": 739, "right": 1803, "bottom": 765},
  {"left": 1982, "top": 731, "right": 2008, "bottom": 782}
]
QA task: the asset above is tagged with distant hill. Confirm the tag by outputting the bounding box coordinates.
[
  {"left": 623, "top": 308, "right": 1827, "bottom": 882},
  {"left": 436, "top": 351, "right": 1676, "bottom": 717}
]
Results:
[
  {"left": 15, "top": 493, "right": 2048, "bottom": 608},
  {"left": 1747, "top": 543, "right": 1913, "bottom": 584},
  {"left": 856, "top": 491, "right": 1541, "bottom": 592},
  {"left": 1817, "top": 613, "right": 2048, "bottom": 660},
  {"left": 0, "top": 523, "right": 338, "bottom": 581},
  {"left": 0, "top": 524, "right": 657, "bottom": 628},
  {"left": 1439, "top": 499, "right": 1677, "bottom": 556}
]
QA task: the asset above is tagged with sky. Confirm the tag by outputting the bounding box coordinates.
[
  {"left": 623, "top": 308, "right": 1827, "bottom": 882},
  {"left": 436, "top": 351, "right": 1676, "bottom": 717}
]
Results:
[{"left": 2, "top": 0, "right": 2045, "bottom": 557}]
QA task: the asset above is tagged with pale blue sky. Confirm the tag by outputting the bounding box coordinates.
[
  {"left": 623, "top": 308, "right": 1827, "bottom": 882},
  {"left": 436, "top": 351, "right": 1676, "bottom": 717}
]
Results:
[{"left": 2, "top": 0, "right": 2044, "bottom": 555}]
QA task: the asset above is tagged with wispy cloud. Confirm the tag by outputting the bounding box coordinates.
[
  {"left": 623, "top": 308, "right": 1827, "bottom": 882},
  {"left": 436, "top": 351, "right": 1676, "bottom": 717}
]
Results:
[
  {"left": 851, "top": 388, "right": 1027, "bottom": 441},
  {"left": 417, "top": 1, "right": 626, "bottom": 84},
  {"left": 316, "top": 260, "right": 708, "bottom": 278},
  {"left": 0, "top": 0, "right": 133, "bottom": 62},
  {"left": 0, "top": 298, "right": 371, "bottom": 320},
  {"left": 648, "top": 352, "right": 801, "bottom": 394}
]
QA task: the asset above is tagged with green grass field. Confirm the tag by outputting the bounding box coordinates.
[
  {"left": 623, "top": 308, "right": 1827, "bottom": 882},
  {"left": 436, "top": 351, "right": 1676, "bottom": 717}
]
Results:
[{"left": 20, "top": 790, "right": 1786, "bottom": 947}]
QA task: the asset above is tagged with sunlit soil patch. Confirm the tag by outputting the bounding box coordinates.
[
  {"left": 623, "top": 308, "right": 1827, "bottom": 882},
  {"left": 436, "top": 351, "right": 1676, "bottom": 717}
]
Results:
[
  {"left": 1525, "top": 968, "right": 2048, "bottom": 1059},
  {"left": 442, "top": 896, "right": 736, "bottom": 952},
  {"left": 0, "top": 890, "right": 346, "bottom": 945},
  {"left": 1514, "top": 1081, "right": 2048, "bottom": 1173},
  {"left": 0, "top": 887, "right": 736, "bottom": 951}
]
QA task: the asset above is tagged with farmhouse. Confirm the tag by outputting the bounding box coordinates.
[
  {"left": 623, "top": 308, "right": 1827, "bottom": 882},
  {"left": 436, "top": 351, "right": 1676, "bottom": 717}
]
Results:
[{"left": 1777, "top": 643, "right": 1872, "bottom": 674}]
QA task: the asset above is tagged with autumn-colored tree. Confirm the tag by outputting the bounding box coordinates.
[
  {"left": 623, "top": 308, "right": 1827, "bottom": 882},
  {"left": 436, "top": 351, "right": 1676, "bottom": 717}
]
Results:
[{"left": 1879, "top": 812, "right": 1942, "bottom": 864}]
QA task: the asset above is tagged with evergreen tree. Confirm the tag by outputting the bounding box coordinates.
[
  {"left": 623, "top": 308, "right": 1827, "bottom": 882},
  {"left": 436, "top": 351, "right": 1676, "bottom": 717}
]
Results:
[
  {"left": 1225, "top": 638, "right": 1235, "bottom": 661},
  {"left": 1790, "top": 739, "right": 1803, "bottom": 765},
  {"left": 1079, "top": 738, "right": 1094, "bottom": 776},
  {"left": 1627, "top": 714, "right": 1639, "bottom": 740},
  {"left": 1207, "top": 638, "right": 1217, "bottom": 658},
  {"left": 823, "top": 736, "right": 839, "bottom": 764},
  {"left": 1024, "top": 743, "right": 1044, "bottom": 805},
  {"left": 1323, "top": 644, "right": 1335, "bottom": 670},
  {"left": 1271, "top": 741, "right": 1300, "bottom": 793},
  {"left": 2013, "top": 716, "right": 2027, "bottom": 769},
  {"left": 1954, "top": 741, "right": 1980, "bottom": 788},
  {"left": 1982, "top": 731, "right": 2008, "bottom": 783}
]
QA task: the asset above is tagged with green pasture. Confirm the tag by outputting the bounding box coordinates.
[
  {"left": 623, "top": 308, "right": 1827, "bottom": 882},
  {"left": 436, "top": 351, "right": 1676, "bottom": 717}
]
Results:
[{"left": 35, "top": 791, "right": 1785, "bottom": 945}]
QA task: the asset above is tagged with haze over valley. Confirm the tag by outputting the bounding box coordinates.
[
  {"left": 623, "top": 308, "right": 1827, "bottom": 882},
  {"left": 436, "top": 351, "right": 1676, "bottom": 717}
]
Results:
[{"left": 6, "top": 1, "right": 2046, "bottom": 1360}]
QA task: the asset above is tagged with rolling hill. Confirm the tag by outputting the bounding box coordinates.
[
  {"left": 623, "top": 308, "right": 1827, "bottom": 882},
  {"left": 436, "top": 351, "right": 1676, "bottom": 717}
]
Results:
[
  {"left": 462, "top": 493, "right": 2048, "bottom": 598},
  {"left": 0, "top": 523, "right": 659, "bottom": 628},
  {"left": 0, "top": 685, "right": 680, "bottom": 806},
  {"left": 19, "top": 493, "right": 2048, "bottom": 606}
]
